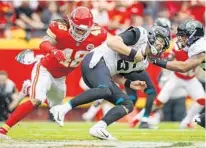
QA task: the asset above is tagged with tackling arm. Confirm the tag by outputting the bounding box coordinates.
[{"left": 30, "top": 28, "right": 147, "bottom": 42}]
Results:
[{"left": 154, "top": 52, "right": 205, "bottom": 73}]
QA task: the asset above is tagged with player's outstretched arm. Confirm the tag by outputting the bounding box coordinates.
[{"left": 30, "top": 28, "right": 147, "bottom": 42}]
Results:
[
  {"left": 152, "top": 52, "right": 205, "bottom": 73},
  {"left": 107, "top": 36, "right": 143, "bottom": 63}
]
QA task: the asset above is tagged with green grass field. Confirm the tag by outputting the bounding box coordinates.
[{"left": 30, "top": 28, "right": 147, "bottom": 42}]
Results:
[{"left": 0, "top": 121, "right": 205, "bottom": 148}]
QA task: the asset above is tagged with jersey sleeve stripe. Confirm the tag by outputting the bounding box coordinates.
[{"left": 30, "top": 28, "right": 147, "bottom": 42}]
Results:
[
  {"left": 47, "top": 28, "right": 56, "bottom": 39},
  {"left": 31, "top": 64, "right": 41, "bottom": 99}
]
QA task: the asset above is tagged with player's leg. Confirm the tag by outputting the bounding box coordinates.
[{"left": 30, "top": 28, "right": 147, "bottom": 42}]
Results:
[
  {"left": 79, "top": 77, "right": 103, "bottom": 121},
  {"left": 195, "top": 112, "right": 205, "bottom": 128},
  {"left": 47, "top": 77, "right": 66, "bottom": 126},
  {"left": 154, "top": 75, "right": 179, "bottom": 109},
  {"left": 90, "top": 82, "right": 134, "bottom": 140},
  {"left": 0, "top": 64, "right": 52, "bottom": 136},
  {"left": 49, "top": 53, "right": 116, "bottom": 126},
  {"left": 180, "top": 78, "right": 205, "bottom": 128},
  {"left": 124, "top": 86, "right": 140, "bottom": 128},
  {"left": 125, "top": 71, "right": 157, "bottom": 128}
]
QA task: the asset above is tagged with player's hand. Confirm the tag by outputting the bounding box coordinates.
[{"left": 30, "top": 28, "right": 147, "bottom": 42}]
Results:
[
  {"left": 130, "top": 80, "right": 147, "bottom": 91},
  {"left": 51, "top": 49, "right": 66, "bottom": 62},
  {"left": 134, "top": 52, "right": 144, "bottom": 63}
]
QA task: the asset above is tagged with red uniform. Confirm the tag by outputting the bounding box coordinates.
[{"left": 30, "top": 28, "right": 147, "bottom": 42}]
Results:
[
  {"left": 40, "top": 20, "right": 107, "bottom": 78},
  {"left": 172, "top": 48, "right": 195, "bottom": 80}
]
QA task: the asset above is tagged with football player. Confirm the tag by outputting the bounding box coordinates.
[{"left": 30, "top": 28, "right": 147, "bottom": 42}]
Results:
[
  {"left": 50, "top": 25, "right": 170, "bottom": 140},
  {"left": 0, "top": 6, "right": 108, "bottom": 138},
  {"left": 151, "top": 20, "right": 205, "bottom": 128}
]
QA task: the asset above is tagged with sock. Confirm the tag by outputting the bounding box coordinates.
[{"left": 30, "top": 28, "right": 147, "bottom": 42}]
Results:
[
  {"left": 144, "top": 93, "right": 156, "bottom": 117},
  {"left": 102, "top": 106, "right": 127, "bottom": 126},
  {"left": 60, "top": 101, "right": 72, "bottom": 113},
  {"left": 183, "top": 102, "right": 204, "bottom": 124},
  {"left": 94, "top": 120, "right": 107, "bottom": 128},
  {"left": 2, "top": 100, "right": 35, "bottom": 132}
]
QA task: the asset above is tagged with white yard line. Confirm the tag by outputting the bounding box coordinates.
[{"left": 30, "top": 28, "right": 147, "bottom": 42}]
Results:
[{"left": 0, "top": 140, "right": 205, "bottom": 148}]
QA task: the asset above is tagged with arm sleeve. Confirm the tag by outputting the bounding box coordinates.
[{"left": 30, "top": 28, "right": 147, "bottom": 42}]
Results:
[{"left": 118, "top": 26, "right": 141, "bottom": 46}]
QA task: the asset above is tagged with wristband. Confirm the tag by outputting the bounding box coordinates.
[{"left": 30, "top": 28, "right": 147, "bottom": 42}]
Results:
[
  {"left": 154, "top": 59, "right": 168, "bottom": 68},
  {"left": 128, "top": 49, "right": 137, "bottom": 60},
  {"left": 124, "top": 79, "right": 132, "bottom": 88}
]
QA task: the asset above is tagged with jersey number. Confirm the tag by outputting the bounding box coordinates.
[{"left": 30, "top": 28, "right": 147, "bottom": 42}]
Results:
[
  {"left": 60, "top": 49, "right": 89, "bottom": 68},
  {"left": 91, "top": 26, "right": 101, "bottom": 36},
  {"left": 117, "top": 59, "right": 137, "bottom": 71},
  {"left": 57, "top": 22, "right": 67, "bottom": 31}
]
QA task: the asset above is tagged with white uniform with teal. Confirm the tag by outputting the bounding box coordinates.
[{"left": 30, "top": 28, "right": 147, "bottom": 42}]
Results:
[
  {"left": 184, "top": 37, "right": 206, "bottom": 70},
  {"left": 89, "top": 26, "right": 149, "bottom": 76}
]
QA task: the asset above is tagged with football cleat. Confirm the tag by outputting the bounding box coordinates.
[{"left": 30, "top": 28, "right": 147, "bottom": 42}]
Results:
[
  {"left": 0, "top": 128, "right": 10, "bottom": 139},
  {"left": 49, "top": 106, "right": 66, "bottom": 127},
  {"left": 194, "top": 113, "right": 205, "bottom": 128},
  {"left": 139, "top": 121, "right": 158, "bottom": 129},
  {"left": 89, "top": 126, "right": 116, "bottom": 140},
  {"left": 180, "top": 121, "right": 195, "bottom": 129}
]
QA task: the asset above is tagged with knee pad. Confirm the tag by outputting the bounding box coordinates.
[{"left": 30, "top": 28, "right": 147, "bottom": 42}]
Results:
[
  {"left": 120, "top": 99, "right": 134, "bottom": 114},
  {"left": 97, "top": 85, "right": 112, "bottom": 97}
]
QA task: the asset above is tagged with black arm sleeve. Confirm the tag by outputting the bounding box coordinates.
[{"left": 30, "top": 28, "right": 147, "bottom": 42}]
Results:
[{"left": 118, "top": 26, "right": 141, "bottom": 46}]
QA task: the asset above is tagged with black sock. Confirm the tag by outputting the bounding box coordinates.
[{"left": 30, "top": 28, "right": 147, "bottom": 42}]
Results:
[
  {"left": 102, "top": 106, "right": 127, "bottom": 126},
  {"left": 144, "top": 93, "right": 156, "bottom": 117},
  {"left": 70, "top": 87, "right": 112, "bottom": 108}
]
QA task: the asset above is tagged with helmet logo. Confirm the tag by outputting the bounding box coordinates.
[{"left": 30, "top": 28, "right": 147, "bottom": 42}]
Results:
[{"left": 186, "top": 22, "right": 196, "bottom": 34}]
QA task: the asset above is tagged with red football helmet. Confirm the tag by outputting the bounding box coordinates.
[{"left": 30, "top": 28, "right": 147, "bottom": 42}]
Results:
[{"left": 66, "top": 7, "right": 94, "bottom": 42}]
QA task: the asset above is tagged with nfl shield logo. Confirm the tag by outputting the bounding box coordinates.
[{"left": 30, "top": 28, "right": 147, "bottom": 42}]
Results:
[{"left": 86, "top": 44, "right": 95, "bottom": 50}]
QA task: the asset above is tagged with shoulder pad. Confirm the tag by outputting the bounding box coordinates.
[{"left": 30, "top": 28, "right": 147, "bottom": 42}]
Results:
[{"left": 47, "top": 20, "right": 69, "bottom": 39}]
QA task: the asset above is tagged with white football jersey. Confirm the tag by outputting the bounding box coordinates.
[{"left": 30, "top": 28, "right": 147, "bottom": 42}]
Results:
[
  {"left": 89, "top": 26, "right": 149, "bottom": 76},
  {"left": 184, "top": 37, "right": 206, "bottom": 70}
]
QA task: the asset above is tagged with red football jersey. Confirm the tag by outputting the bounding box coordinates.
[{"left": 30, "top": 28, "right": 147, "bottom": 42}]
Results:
[
  {"left": 172, "top": 48, "right": 195, "bottom": 79},
  {"left": 40, "top": 20, "right": 107, "bottom": 78}
]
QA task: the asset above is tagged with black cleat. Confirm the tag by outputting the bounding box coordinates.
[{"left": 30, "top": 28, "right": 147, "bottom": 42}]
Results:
[
  {"left": 195, "top": 113, "right": 205, "bottom": 128},
  {"left": 138, "top": 122, "right": 158, "bottom": 129}
]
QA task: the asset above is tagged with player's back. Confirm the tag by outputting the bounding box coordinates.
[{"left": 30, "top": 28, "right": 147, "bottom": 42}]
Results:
[
  {"left": 90, "top": 26, "right": 149, "bottom": 76},
  {"left": 41, "top": 20, "right": 107, "bottom": 78}
]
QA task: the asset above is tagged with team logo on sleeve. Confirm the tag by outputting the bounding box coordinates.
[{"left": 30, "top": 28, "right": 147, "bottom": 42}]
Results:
[{"left": 86, "top": 44, "right": 95, "bottom": 50}]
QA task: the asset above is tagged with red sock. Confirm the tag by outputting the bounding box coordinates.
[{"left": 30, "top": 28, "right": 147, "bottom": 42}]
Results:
[
  {"left": 2, "top": 100, "right": 36, "bottom": 132},
  {"left": 196, "top": 98, "right": 206, "bottom": 106},
  {"left": 154, "top": 98, "right": 163, "bottom": 107}
]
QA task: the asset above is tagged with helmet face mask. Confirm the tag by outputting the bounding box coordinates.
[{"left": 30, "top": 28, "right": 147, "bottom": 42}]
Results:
[
  {"left": 67, "top": 7, "right": 94, "bottom": 42},
  {"left": 149, "top": 36, "right": 167, "bottom": 56},
  {"left": 176, "top": 20, "right": 204, "bottom": 49},
  {"left": 69, "top": 19, "right": 93, "bottom": 42},
  {"left": 148, "top": 26, "right": 170, "bottom": 56},
  {"left": 176, "top": 35, "right": 188, "bottom": 49}
]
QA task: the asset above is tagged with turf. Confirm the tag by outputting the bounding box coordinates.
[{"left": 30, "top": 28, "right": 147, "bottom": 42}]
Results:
[{"left": 2, "top": 121, "right": 204, "bottom": 142}]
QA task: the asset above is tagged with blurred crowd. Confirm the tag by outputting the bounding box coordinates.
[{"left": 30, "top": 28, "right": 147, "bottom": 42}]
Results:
[{"left": 0, "top": 0, "right": 205, "bottom": 40}]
